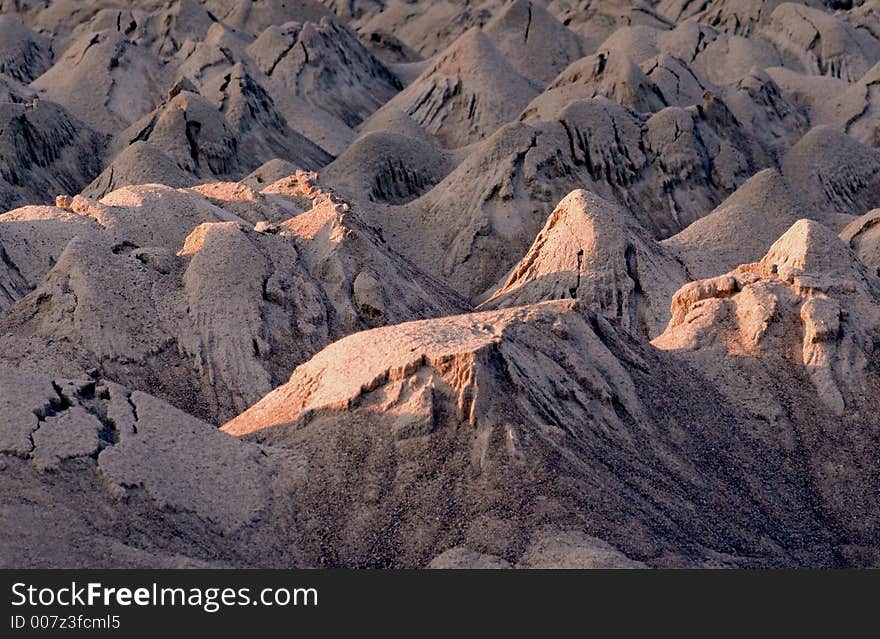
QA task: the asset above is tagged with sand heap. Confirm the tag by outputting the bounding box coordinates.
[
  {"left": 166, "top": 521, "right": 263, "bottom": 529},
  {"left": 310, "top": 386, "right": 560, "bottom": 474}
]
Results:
[
  {"left": 0, "top": 175, "right": 466, "bottom": 423},
  {"left": 0, "top": 15, "right": 51, "bottom": 83},
  {"left": 56, "top": 1, "right": 217, "bottom": 59},
  {"left": 221, "top": 277, "right": 879, "bottom": 566},
  {"left": 368, "top": 28, "right": 541, "bottom": 149},
  {"left": 780, "top": 125, "right": 880, "bottom": 220},
  {"left": 657, "top": 219, "right": 880, "bottom": 417},
  {"left": 479, "top": 190, "right": 688, "bottom": 338},
  {"left": 662, "top": 168, "right": 807, "bottom": 279},
  {"left": 374, "top": 92, "right": 768, "bottom": 299},
  {"left": 842, "top": 208, "right": 880, "bottom": 272},
  {"left": 0, "top": 100, "right": 106, "bottom": 212},
  {"left": 658, "top": 0, "right": 798, "bottom": 37},
  {"left": 246, "top": 18, "right": 402, "bottom": 127},
  {"left": 104, "top": 83, "right": 332, "bottom": 188},
  {"left": 353, "top": 0, "right": 504, "bottom": 58},
  {"left": 483, "top": 0, "right": 587, "bottom": 85},
  {"left": 202, "top": 0, "right": 334, "bottom": 35},
  {"left": 31, "top": 29, "right": 170, "bottom": 135},
  {"left": 653, "top": 220, "right": 880, "bottom": 554},
  {"left": 521, "top": 49, "right": 670, "bottom": 116},
  {"left": 320, "top": 130, "right": 454, "bottom": 204},
  {"left": 764, "top": 3, "right": 880, "bottom": 82}
]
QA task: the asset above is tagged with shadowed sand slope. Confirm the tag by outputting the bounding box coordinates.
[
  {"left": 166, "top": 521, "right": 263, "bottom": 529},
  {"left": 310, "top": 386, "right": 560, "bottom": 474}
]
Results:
[{"left": 221, "top": 284, "right": 880, "bottom": 567}]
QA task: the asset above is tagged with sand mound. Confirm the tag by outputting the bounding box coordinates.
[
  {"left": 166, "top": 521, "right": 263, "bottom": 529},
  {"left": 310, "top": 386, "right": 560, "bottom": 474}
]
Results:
[
  {"left": 247, "top": 19, "right": 402, "bottom": 127},
  {"left": 841, "top": 208, "right": 880, "bottom": 273},
  {"left": 372, "top": 120, "right": 587, "bottom": 298},
  {"left": 366, "top": 28, "right": 541, "bottom": 149},
  {"left": 0, "top": 15, "right": 51, "bottom": 82},
  {"left": 0, "top": 176, "right": 466, "bottom": 422},
  {"left": 658, "top": 0, "right": 796, "bottom": 37},
  {"left": 171, "top": 23, "right": 355, "bottom": 156},
  {"left": 479, "top": 190, "right": 688, "bottom": 338},
  {"left": 549, "top": 94, "right": 763, "bottom": 235},
  {"left": 61, "top": 2, "right": 216, "bottom": 60},
  {"left": 375, "top": 92, "right": 764, "bottom": 299},
  {"left": 642, "top": 53, "right": 715, "bottom": 107},
  {"left": 113, "top": 83, "right": 330, "bottom": 187},
  {"left": 781, "top": 125, "right": 880, "bottom": 222},
  {"left": 657, "top": 219, "right": 880, "bottom": 417},
  {"left": 218, "top": 291, "right": 874, "bottom": 566},
  {"left": 522, "top": 50, "right": 668, "bottom": 118},
  {"left": 0, "top": 365, "right": 305, "bottom": 567},
  {"left": 82, "top": 141, "right": 197, "bottom": 198},
  {"left": 171, "top": 22, "right": 254, "bottom": 86},
  {"left": 548, "top": 0, "right": 668, "bottom": 48},
  {"left": 483, "top": 0, "right": 586, "bottom": 85},
  {"left": 354, "top": 0, "right": 502, "bottom": 58},
  {"left": 200, "top": 63, "right": 334, "bottom": 166},
  {"left": 320, "top": 131, "right": 454, "bottom": 203},
  {"left": 241, "top": 159, "right": 303, "bottom": 189},
  {"left": 765, "top": 66, "right": 850, "bottom": 123},
  {"left": 202, "top": 0, "right": 334, "bottom": 36},
  {"left": 31, "top": 29, "right": 170, "bottom": 135},
  {"left": 654, "top": 219, "right": 880, "bottom": 548},
  {"left": 273, "top": 173, "right": 470, "bottom": 331},
  {"left": 0, "top": 204, "right": 101, "bottom": 300},
  {"left": 0, "top": 74, "right": 36, "bottom": 103},
  {"left": 693, "top": 29, "right": 786, "bottom": 85},
  {"left": 768, "top": 62, "right": 880, "bottom": 146},
  {"left": 720, "top": 68, "right": 809, "bottom": 161},
  {"left": 0, "top": 100, "right": 107, "bottom": 211},
  {"left": 663, "top": 168, "right": 807, "bottom": 278},
  {"left": 764, "top": 3, "right": 880, "bottom": 81}
]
